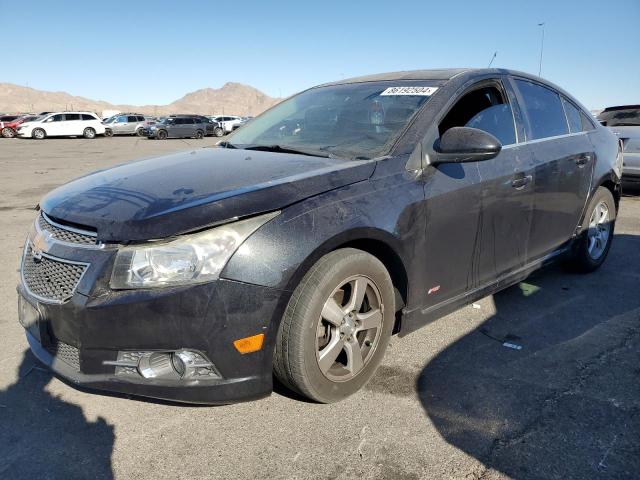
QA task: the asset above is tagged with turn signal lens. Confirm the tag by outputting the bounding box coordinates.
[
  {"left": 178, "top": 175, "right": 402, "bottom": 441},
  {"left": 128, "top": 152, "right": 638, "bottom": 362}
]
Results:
[{"left": 233, "top": 333, "right": 265, "bottom": 354}]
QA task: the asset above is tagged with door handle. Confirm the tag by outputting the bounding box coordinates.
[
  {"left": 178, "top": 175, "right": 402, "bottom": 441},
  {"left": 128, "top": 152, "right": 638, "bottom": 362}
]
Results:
[
  {"left": 511, "top": 174, "right": 532, "bottom": 189},
  {"left": 575, "top": 154, "right": 591, "bottom": 167}
]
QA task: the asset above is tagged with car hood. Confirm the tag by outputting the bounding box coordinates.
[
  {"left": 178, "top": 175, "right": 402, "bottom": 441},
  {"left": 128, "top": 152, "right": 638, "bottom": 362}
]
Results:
[{"left": 40, "top": 147, "right": 376, "bottom": 242}]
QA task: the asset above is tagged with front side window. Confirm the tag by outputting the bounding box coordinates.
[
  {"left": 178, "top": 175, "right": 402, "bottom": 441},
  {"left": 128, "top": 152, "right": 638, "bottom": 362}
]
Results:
[
  {"left": 229, "top": 81, "right": 439, "bottom": 159},
  {"left": 438, "top": 84, "right": 516, "bottom": 146},
  {"left": 47, "top": 114, "right": 64, "bottom": 122},
  {"left": 514, "top": 79, "right": 568, "bottom": 140},
  {"left": 116, "top": 115, "right": 128, "bottom": 123}
]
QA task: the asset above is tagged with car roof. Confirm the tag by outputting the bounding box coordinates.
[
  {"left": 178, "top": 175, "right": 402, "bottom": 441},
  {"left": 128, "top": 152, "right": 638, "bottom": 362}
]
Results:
[{"left": 318, "top": 68, "right": 551, "bottom": 87}]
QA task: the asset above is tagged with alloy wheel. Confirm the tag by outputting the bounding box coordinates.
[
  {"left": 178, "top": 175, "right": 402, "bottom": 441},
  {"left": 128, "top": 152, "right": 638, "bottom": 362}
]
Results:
[
  {"left": 316, "top": 275, "right": 383, "bottom": 382},
  {"left": 587, "top": 201, "right": 610, "bottom": 260}
]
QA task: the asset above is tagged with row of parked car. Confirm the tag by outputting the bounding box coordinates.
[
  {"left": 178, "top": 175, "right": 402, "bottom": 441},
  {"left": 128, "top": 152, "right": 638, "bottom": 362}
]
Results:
[{"left": 0, "top": 112, "right": 252, "bottom": 140}]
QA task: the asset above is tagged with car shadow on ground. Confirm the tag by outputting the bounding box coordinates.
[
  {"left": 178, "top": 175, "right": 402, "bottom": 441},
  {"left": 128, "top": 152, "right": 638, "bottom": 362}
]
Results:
[
  {"left": 0, "top": 350, "right": 115, "bottom": 479},
  {"left": 417, "top": 233, "right": 640, "bottom": 479}
]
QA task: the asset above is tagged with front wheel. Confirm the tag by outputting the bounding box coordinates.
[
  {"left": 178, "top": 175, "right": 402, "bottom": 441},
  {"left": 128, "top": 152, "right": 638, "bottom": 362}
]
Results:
[
  {"left": 83, "top": 127, "right": 96, "bottom": 139},
  {"left": 566, "top": 186, "right": 616, "bottom": 272},
  {"left": 136, "top": 128, "right": 145, "bottom": 137},
  {"left": 104, "top": 128, "right": 114, "bottom": 137},
  {"left": 32, "top": 128, "right": 46, "bottom": 140},
  {"left": 274, "top": 248, "right": 395, "bottom": 403},
  {"left": 213, "top": 126, "right": 224, "bottom": 137},
  {"left": 157, "top": 130, "right": 168, "bottom": 140},
  {"left": 2, "top": 127, "right": 15, "bottom": 138}
]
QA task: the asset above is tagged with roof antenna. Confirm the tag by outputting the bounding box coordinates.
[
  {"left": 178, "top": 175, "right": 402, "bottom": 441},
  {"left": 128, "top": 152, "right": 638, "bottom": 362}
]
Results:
[{"left": 487, "top": 51, "right": 497, "bottom": 68}]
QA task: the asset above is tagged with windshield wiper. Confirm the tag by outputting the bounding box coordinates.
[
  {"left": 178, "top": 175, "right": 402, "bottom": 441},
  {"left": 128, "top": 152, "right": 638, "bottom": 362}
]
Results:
[{"left": 243, "top": 144, "right": 333, "bottom": 158}]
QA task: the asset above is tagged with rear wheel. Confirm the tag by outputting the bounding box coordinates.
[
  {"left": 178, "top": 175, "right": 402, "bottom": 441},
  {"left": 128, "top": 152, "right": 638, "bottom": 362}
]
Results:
[
  {"left": 157, "top": 130, "right": 168, "bottom": 140},
  {"left": 567, "top": 186, "right": 616, "bottom": 272},
  {"left": 274, "top": 248, "right": 395, "bottom": 403},
  {"left": 195, "top": 130, "right": 204, "bottom": 139},
  {"left": 213, "top": 126, "right": 224, "bottom": 137},
  {"left": 2, "top": 127, "right": 15, "bottom": 138},
  {"left": 83, "top": 127, "right": 96, "bottom": 139},
  {"left": 32, "top": 128, "right": 46, "bottom": 140}
]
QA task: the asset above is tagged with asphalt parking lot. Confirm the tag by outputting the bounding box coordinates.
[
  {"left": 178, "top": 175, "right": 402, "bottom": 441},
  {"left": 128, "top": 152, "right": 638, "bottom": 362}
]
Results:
[{"left": 0, "top": 136, "right": 638, "bottom": 480}]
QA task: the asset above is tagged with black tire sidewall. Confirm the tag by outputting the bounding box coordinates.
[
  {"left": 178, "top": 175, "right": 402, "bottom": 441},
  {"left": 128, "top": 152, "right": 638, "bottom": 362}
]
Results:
[
  {"left": 282, "top": 249, "right": 395, "bottom": 403},
  {"left": 158, "top": 130, "right": 167, "bottom": 140}
]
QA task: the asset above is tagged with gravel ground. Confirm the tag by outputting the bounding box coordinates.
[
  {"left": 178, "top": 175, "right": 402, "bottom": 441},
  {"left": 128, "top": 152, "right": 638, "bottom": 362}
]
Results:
[{"left": 0, "top": 136, "right": 638, "bottom": 480}]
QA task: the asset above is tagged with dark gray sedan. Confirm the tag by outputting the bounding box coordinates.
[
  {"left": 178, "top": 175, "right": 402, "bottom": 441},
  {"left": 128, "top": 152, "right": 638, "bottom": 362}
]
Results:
[{"left": 18, "top": 68, "right": 621, "bottom": 404}]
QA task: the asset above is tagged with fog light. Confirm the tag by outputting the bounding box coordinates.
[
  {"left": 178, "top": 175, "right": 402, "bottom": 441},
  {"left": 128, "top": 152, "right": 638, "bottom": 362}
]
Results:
[{"left": 138, "top": 352, "right": 179, "bottom": 379}]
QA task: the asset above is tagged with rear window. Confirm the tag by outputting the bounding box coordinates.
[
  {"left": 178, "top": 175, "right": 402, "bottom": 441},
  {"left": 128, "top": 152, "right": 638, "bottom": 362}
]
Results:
[
  {"left": 597, "top": 107, "right": 640, "bottom": 127},
  {"left": 514, "top": 79, "right": 568, "bottom": 140}
]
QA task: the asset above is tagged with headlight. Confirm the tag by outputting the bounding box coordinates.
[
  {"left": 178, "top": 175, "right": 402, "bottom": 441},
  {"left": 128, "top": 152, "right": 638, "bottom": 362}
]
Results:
[{"left": 110, "top": 211, "right": 278, "bottom": 289}]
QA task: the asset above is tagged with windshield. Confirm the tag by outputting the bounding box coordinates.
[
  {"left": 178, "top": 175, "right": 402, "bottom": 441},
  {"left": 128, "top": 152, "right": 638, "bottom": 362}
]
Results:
[
  {"left": 598, "top": 108, "right": 640, "bottom": 127},
  {"left": 227, "top": 81, "right": 439, "bottom": 159}
]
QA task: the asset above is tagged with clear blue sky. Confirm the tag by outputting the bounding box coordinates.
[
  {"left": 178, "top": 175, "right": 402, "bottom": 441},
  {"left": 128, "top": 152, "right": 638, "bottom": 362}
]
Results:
[{"left": 1, "top": 0, "right": 638, "bottom": 109}]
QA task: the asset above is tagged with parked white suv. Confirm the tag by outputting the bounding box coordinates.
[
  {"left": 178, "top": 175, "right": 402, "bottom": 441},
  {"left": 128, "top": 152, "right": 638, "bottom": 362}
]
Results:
[
  {"left": 209, "top": 115, "right": 243, "bottom": 134},
  {"left": 17, "top": 112, "right": 106, "bottom": 139}
]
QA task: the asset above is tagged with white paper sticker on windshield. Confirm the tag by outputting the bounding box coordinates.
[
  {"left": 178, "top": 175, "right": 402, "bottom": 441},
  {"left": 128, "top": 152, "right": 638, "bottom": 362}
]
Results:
[{"left": 380, "top": 86, "right": 438, "bottom": 96}]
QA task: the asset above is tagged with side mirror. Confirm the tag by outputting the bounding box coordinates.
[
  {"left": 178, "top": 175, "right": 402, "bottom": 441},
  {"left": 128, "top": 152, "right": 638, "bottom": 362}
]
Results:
[{"left": 433, "top": 127, "right": 502, "bottom": 164}]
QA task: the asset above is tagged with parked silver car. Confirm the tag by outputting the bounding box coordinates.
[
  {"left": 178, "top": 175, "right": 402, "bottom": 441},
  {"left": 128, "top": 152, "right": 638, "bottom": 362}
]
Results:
[
  {"left": 104, "top": 113, "right": 148, "bottom": 137},
  {"left": 598, "top": 106, "right": 640, "bottom": 183}
]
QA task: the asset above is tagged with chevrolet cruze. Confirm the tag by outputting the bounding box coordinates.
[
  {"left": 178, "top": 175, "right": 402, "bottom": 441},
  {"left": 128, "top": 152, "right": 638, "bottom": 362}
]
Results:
[{"left": 17, "top": 69, "right": 622, "bottom": 404}]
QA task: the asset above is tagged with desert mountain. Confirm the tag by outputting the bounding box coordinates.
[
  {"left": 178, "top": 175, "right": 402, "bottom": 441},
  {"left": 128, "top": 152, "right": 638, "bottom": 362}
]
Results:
[{"left": 0, "top": 82, "right": 280, "bottom": 117}]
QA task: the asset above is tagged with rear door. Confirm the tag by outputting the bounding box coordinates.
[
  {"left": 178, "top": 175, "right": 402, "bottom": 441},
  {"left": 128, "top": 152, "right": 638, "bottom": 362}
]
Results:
[
  {"left": 511, "top": 78, "right": 594, "bottom": 260},
  {"left": 63, "top": 113, "right": 83, "bottom": 135}
]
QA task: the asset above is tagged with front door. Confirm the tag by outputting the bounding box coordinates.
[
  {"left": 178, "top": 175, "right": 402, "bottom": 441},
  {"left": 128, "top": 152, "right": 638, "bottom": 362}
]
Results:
[{"left": 421, "top": 79, "right": 533, "bottom": 309}]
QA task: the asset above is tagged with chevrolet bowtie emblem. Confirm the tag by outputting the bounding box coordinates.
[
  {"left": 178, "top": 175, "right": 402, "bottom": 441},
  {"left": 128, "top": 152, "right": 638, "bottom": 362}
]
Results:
[
  {"left": 32, "top": 249, "right": 43, "bottom": 262},
  {"left": 32, "top": 229, "right": 54, "bottom": 256}
]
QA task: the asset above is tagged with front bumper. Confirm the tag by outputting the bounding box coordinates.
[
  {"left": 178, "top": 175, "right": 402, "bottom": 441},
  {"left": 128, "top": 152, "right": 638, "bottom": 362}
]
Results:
[{"left": 18, "top": 273, "right": 286, "bottom": 404}]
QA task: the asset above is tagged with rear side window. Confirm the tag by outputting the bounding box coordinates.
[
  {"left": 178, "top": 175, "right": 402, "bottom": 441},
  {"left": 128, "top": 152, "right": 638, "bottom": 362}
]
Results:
[
  {"left": 65, "top": 114, "right": 81, "bottom": 121},
  {"left": 561, "top": 97, "right": 582, "bottom": 133},
  {"left": 514, "top": 79, "right": 568, "bottom": 140},
  {"left": 127, "top": 116, "right": 138, "bottom": 122},
  {"left": 137, "top": 116, "right": 145, "bottom": 122},
  {"left": 439, "top": 84, "right": 517, "bottom": 146},
  {"left": 580, "top": 112, "right": 595, "bottom": 131}
]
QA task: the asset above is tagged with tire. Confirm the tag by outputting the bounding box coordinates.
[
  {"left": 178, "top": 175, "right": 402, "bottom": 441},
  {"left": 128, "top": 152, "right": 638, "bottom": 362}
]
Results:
[
  {"left": 157, "top": 130, "right": 167, "bottom": 140},
  {"left": 567, "top": 186, "right": 616, "bottom": 272},
  {"left": 274, "top": 248, "right": 395, "bottom": 403},
  {"left": 213, "top": 126, "right": 224, "bottom": 137},
  {"left": 195, "top": 130, "right": 204, "bottom": 139},
  {"left": 2, "top": 127, "right": 15, "bottom": 138},
  {"left": 32, "top": 128, "right": 46, "bottom": 140},
  {"left": 104, "top": 128, "right": 113, "bottom": 137},
  {"left": 136, "top": 128, "right": 145, "bottom": 137},
  {"left": 83, "top": 127, "right": 96, "bottom": 139}
]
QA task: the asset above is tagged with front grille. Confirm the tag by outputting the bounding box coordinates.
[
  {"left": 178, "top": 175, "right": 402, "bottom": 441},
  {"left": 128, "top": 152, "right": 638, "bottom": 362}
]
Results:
[
  {"left": 38, "top": 213, "right": 97, "bottom": 246},
  {"left": 21, "top": 244, "right": 87, "bottom": 302},
  {"left": 45, "top": 340, "right": 80, "bottom": 371}
]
